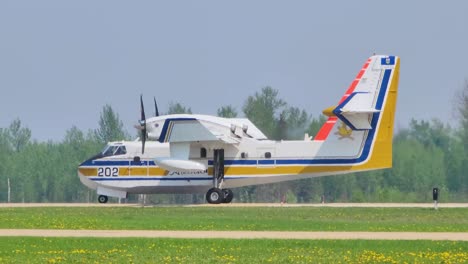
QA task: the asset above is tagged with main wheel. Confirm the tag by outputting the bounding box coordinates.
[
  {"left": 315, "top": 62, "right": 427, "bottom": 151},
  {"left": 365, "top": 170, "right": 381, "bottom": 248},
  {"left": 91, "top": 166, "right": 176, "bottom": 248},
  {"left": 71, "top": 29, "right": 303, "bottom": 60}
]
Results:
[
  {"left": 206, "top": 188, "right": 224, "bottom": 204},
  {"left": 98, "top": 195, "right": 108, "bottom": 204},
  {"left": 222, "top": 189, "right": 234, "bottom": 203}
]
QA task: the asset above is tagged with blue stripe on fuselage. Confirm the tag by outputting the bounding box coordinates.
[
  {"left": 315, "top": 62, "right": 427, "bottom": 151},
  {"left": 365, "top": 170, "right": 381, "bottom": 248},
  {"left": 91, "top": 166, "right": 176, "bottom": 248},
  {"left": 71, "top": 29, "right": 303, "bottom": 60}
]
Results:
[{"left": 89, "top": 176, "right": 245, "bottom": 181}]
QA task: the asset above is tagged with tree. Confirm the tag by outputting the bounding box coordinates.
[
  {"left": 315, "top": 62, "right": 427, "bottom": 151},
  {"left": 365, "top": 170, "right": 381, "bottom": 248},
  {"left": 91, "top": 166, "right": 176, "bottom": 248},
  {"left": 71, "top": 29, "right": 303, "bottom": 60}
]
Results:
[
  {"left": 6, "top": 118, "right": 31, "bottom": 152},
  {"left": 94, "top": 105, "right": 128, "bottom": 144},
  {"left": 64, "top": 126, "right": 101, "bottom": 164},
  {"left": 242, "top": 86, "right": 286, "bottom": 138},
  {"left": 64, "top": 126, "right": 85, "bottom": 151},
  {"left": 0, "top": 128, "right": 12, "bottom": 201},
  {"left": 453, "top": 80, "right": 468, "bottom": 196},
  {"left": 445, "top": 138, "right": 465, "bottom": 193},
  {"left": 168, "top": 102, "right": 192, "bottom": 114},
  {"left": 405, "top": 119, "right": 451, "bottom": 150},
  {"left": 308, "top": 115, "right": 327, "bottom": 138},
  {"left": 217, "top": 105, "right": 238, "bottom": 118},
  {"left": 0, "top": 128, "right": 12, "bottom": 156},
  {"left": 276, "top": 107, "right": 310, "bottom": 140}
]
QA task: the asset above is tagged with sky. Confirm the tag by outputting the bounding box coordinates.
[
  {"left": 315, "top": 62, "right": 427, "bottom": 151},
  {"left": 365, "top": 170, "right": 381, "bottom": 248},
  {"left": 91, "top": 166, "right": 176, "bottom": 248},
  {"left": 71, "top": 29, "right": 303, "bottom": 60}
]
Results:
[{"left": 1, "top": 1, "right": 467, "bottom": 141}]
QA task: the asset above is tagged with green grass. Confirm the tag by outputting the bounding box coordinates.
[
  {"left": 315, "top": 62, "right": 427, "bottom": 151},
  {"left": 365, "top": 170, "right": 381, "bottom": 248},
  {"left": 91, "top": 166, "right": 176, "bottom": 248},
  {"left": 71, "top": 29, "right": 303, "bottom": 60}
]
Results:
[
  {"left": 1, "top": 237, "right": 467, "bottom": 263},
  {"left": 1, "top": 207, "right": 467, "bottom": 231}
]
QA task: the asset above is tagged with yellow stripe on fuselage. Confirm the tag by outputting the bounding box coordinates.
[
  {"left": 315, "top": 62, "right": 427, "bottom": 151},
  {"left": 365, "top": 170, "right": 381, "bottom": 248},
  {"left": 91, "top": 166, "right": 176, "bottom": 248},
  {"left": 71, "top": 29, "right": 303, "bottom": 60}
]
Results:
[
  {"left": 78, "top": 167, "right": 167, "bottom": 177},
  {"left": 79, "top": 165, "right": 353, "bottom": 178},
  {"left": 78, "top": 168, "right": 97, "bottom": 177}
]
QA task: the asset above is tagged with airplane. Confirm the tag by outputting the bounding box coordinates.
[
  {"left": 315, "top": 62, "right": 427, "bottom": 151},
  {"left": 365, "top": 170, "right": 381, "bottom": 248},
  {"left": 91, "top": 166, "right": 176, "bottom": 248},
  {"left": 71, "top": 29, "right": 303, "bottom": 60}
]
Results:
[{"left": 78, "top": 55, "right": 400, "bottom": 204}]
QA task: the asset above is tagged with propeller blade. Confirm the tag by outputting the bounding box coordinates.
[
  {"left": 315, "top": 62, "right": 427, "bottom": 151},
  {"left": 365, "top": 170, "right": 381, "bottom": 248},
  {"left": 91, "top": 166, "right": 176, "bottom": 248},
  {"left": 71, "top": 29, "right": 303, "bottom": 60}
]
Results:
[
  {"left": 139, "top": 94, "right": 147, "bottom": 154},
  {"left": 141, "top": 125, "right": 146, "bottom": 154},
  {"left": 141, "top": 133, "right": 146, "bottom": 155},
  {"left": 154, "top": 97, "right": 159, "bottom": 117},
  {"left": 140, "top": 94, "right": 146, "bottom": 121}
]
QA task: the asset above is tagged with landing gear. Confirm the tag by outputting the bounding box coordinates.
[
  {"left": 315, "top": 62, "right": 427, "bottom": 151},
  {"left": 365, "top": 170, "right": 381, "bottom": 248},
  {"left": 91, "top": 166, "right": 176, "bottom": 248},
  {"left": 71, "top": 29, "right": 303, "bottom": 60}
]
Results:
[
  {"left": 223, "top": 189, "right": 234, "bottom": 203},
  {"left": 206, "top": 149, "right": 235, "bottom": 204},
  {"left": 98, "top": 195, "right": 108, "bottom": 204},
  {"left": 206, "top": 188, "right": 224, "bottom": 204},
  {"left": 206, "top": 188, "right": 234, "bottom": 204}
]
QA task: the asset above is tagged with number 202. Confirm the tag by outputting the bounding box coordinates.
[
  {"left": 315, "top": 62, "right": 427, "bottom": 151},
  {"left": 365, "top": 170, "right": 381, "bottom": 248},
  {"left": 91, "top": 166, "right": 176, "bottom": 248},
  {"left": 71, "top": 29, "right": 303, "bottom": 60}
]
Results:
[{"left": 97, "top": 167, "right": 119, "bottom": 177}]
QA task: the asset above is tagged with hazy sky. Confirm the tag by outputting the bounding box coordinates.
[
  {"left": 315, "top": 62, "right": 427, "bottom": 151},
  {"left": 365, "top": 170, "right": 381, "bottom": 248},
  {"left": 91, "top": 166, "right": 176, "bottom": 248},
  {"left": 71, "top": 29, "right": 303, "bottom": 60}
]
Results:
[{"left": 1, "top": 1, "right": 467, "bottom": 141}]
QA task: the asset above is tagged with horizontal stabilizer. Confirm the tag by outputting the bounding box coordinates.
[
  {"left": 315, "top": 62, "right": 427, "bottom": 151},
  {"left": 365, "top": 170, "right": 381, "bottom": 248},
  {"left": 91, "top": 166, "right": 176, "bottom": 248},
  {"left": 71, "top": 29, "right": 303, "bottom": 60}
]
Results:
[
  {"left": 333, "top": 92, "right": 380, "bottom": 130},
  {"left": 154, "top": 158, "right": 207, "bottom": 172},
  {"left": 340, "top": 109, "right": 380, "bottom": 114},
  {"left": 339, "top": 112, "right": 373, "bottom": 130}
]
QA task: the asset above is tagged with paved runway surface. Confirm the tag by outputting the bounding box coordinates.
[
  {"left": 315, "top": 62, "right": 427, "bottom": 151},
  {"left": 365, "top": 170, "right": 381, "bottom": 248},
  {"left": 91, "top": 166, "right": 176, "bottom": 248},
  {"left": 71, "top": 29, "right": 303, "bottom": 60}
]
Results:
[
  {"left": 0, "top": 229, "right": 467, "bottom": 241},
  {"left": 1, "top": 203, "right": 468, "bottom": 208}
]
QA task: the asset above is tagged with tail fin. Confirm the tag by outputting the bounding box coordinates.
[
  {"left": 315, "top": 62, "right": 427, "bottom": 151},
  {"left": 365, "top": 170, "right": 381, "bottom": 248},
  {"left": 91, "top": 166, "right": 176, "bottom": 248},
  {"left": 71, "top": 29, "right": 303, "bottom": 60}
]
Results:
[{"left": 315, "top": 55, "right": 400, "bottom": 170}]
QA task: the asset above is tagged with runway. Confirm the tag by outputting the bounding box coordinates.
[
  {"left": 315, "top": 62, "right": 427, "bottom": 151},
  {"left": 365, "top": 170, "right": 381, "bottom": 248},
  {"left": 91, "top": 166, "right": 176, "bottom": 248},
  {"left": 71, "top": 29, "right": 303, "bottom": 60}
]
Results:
[
  {"left": 0, "top": 229, "right": 467, "bottom": 241},
  {"left": 1, "top": 203, "right": 468, "bottom": 208}
]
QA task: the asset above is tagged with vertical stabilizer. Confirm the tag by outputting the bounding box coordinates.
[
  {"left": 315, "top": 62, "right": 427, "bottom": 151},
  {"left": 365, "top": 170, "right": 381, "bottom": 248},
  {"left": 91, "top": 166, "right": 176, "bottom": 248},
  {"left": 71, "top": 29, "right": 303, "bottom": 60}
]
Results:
[{"left": 315, "top": 55, "right": 400, "bottom": 170}]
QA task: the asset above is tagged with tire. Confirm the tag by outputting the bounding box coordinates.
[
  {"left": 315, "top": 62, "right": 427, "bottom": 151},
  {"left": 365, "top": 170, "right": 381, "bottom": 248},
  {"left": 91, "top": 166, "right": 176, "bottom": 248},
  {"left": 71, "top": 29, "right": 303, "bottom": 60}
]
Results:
[
  {"left": 206, "top": 188, "right": 224, "bottom": 204},
  {"left": 222, "top": 189, "right": 234, "bottom": 203},
  {"left": 98, "top": 195, "right": 108, "bottom": 204}
]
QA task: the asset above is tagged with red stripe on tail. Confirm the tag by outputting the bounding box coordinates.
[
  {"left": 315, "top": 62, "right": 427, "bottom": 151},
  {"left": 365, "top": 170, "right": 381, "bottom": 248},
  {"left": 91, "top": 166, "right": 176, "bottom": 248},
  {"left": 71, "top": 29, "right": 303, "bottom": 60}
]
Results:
[{"left": 314, "top": 59, "right": 371, "bottom": 141}]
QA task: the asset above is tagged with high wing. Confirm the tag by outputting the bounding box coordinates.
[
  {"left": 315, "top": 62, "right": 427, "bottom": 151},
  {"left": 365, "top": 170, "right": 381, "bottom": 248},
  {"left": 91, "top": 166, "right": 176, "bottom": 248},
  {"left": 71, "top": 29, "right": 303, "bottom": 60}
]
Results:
[
  {"left": 145, "top": 114, "right": 266, "bottom": 171},
  {"left": 158, "top": 118, "right": 236, "bottom": 144}
]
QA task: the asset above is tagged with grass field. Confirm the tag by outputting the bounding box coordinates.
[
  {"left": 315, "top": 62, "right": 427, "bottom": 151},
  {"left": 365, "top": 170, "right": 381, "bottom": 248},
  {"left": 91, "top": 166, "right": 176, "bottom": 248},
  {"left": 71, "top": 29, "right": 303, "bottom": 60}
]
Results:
[
  {"left": 1, "top": 206, "right": 467, "bottom": 231},
  {"left": 1, "top": 237, "right": 467, "bottom": 263}
]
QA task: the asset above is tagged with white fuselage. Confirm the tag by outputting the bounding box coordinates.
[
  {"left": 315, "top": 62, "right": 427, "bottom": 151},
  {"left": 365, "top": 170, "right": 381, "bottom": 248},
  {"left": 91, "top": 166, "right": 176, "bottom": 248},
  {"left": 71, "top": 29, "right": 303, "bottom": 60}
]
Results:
[{"left": 78, "top": 130, "right": 370, "bottom": 196}]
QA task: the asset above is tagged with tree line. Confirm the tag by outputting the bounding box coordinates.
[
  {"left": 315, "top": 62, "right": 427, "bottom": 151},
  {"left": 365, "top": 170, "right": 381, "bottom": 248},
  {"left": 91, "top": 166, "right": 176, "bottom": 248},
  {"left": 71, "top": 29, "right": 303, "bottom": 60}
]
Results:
[{"left": 0, "top": 86, "right": 467, "bottom": 203}]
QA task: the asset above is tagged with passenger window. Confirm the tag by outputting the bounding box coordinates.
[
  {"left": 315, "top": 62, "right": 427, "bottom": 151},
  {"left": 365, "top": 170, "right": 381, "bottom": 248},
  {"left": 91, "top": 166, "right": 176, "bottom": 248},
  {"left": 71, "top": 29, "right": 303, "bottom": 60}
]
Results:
[{"left": 200, "top": 148, "right": 207, "bottom": 158}]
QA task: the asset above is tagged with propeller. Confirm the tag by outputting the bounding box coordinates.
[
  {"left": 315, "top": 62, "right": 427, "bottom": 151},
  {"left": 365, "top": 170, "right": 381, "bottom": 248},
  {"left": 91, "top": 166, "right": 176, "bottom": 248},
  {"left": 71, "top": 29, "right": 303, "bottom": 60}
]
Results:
[
  {"left": 154, "top": 97, "right": 159, "bottom": 117},
  {"left": 139, "top": 94, "right": 147, "bottom": 154}
]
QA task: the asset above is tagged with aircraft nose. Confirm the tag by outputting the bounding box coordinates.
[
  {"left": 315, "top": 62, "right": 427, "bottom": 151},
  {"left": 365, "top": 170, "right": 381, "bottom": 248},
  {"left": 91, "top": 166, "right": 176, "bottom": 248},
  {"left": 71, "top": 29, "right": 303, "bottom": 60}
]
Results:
[
  {"left": 77, "top": 153, "right": 101, "bottom": 177},
  {"left": 77, "top": 158, "right": 98, "bottom": 190},
  {"left": 77, "top": 160, "right": 90, "bottom": 177}
]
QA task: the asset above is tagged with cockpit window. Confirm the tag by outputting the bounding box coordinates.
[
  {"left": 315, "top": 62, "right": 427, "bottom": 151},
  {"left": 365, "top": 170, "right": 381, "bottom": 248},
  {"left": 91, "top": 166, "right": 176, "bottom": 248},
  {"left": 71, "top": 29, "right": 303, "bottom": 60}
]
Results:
[
  {"left": 101, "top": 145, "right": 127, "bottom": 157},
  {"left": 102, "top": 146, "right": 116, "bottom": 156},
  {"left": 114, "top": 146, "right": 127, "bottom": 155}
]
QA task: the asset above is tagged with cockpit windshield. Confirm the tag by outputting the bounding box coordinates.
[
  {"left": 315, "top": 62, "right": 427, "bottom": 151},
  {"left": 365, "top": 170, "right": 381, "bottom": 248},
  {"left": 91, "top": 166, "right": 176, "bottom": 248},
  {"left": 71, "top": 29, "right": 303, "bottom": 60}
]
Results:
[{"left": 101, "top": 145, "right": 127, "bottom": 157}]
